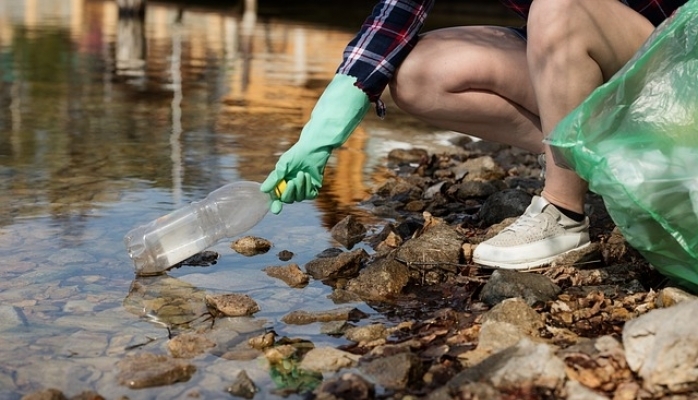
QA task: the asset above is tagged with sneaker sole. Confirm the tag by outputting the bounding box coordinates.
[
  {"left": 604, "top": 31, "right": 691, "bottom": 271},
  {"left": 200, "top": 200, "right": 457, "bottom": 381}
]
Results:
[{"left": 473, "top": 242, "right": 592, "bottom": 271}]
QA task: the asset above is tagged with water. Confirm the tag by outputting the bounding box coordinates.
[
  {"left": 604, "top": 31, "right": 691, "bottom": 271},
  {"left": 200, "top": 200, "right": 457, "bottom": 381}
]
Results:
[{"left": 0, "top": 1, "right": 517, "bottom": 398}]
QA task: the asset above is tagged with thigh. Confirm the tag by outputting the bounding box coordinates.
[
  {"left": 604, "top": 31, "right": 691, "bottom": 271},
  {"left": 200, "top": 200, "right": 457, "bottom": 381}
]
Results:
[
  {"left": 392, "top": 25, "right": 540, "bottom": 116},
  {"left": 390, "top": 25, "right": 551, "bottom": 152}
]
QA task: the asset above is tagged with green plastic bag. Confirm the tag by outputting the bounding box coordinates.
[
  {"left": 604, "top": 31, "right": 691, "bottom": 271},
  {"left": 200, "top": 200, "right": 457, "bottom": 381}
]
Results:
[{"left": 545, "top": 0, "right": 698, "bottom": 292}]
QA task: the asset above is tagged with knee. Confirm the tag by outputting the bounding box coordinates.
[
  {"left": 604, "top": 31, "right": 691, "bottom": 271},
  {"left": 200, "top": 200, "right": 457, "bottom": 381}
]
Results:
[{"left": 527, "top": 0, "right": 582, "bottom": 63}]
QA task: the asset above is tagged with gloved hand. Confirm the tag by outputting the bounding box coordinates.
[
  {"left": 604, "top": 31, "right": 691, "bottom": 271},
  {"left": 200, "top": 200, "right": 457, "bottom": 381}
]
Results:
[{"left": 261, "top": 74, "right": 370, "bottom": 214}]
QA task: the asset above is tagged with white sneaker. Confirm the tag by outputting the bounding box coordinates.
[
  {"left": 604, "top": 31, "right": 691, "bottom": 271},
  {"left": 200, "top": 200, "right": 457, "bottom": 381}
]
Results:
[{"left": 473, "top": 195, "right": 590, "bottom": 270}]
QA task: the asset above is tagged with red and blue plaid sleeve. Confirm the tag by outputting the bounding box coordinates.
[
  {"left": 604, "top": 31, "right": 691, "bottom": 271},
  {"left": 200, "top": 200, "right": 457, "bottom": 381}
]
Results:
[{"left": 337, "top": 0, "right": 434, "bottom": 110}]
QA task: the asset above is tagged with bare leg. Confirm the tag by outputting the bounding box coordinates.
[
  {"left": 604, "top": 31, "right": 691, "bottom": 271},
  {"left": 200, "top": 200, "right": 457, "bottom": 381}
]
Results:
[
  {"left": 527, "top": 0, "right": 655, "bottom": 213},
  {"left": 389, "top": 26, "right": 543, "bottom": 154}
]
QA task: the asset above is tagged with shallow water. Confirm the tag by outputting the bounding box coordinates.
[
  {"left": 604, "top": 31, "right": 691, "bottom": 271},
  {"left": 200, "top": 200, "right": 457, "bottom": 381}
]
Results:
[{"left": 0, "top": 1, "right": 518, "bottom": 398}]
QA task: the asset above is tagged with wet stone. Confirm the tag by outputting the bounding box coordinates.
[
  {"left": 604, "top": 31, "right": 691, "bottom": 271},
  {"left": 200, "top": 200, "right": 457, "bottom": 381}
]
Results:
[
  {"left": 117, "top": 352, "right": 196, "bottom": 389},
  {"left": 248, "top": 331, "right": 276, "bottom": 350},
  {"left": 263, "top": 263, "right": 309, "bottom": 288},
  {"left": 231, "top": 236, "right": 272, "bottom": 256},
  {"left": 281, "top": 307, "right": 368, "bottom": 325},
  {"left": 19, "top": 388, "right": 69, "bottom": 400},
  {"left": 300, "top": 347, "right": 360, "bottom": 373},
  {"left": 205, "top": 293, "right": 260, "bottom": 317},
  {"left": 225, "top": 370, "right": 257, "bottom": 399},
  {"left": 277, "top": 250, "right": 294, "bottom": 261},
  {"left": 0, "top": 305, "right": 27, "bottom": 331},
  {"left": 167, "top": 332, "right": 216, "bottom": 358},
  {"left": 330, "top": 215, "right": 367, "bottom": 249},
  {"left": 313, "top": 372, "right": 375, "bottom": 400},
  {"left": 359, "top": 352, "right": 423, "bottom": 390},
  {"left": 344, "top": 323, "right": 388, "bottom": 343},
  {"left": 395, "top": 222, "right": 464, "bottom": 282},
  {"left": 304, "top": 248, "right": 368, "bottom": 281},
  {"left": 344, "top": 255, "right": 411, "bottom": 301},
  {"left": 176, "top": 250, "right": 219, "bottom": 267}
]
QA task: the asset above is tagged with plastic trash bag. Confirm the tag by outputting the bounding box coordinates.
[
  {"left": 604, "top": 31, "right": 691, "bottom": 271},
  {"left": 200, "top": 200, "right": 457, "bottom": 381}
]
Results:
[{"left": 544, "top": 0, "right": 698, "bottom": 292}]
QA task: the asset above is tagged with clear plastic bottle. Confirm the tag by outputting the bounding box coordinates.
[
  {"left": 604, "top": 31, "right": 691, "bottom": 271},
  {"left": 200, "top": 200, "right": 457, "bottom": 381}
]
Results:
[{"left": 124, "top": 181, "right": 273, "bottom": 276}]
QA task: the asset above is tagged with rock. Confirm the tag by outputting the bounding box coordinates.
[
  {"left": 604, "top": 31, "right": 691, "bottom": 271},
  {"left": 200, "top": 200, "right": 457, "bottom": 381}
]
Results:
[
  {"left": 446, "top": 180, "right": 505, "bottom": 200},
  {"left": 600, "top": 227, "right": 630, "bottom": 265},
  {"left": 622, "top": 299, "right": 698, "bottom": 395},
  {"left": 313, "top": 372, "right": 375, "bottom": 400},
  {"left": 117, "top": 352, "right": 196, "bottom": 389},
  {"left": 564, "top": 380, "right": 610, "bottom": 400},
  {"left": 427, "top": 382, "right": 502, "bottom": 400},
  {"left": 396, "top": 221, "right": 464, "bottom": 282},
  {"left": 67, "top": 391, "right": 106, "bottom": 400},
  {"left": 320, "top": 321, "right": 352, "bottom": 336},
  {"left": 0, "top": 305, "right": 26, "bottom": 331},
  {"left": 231, "top": 236, "right": 272, "bottom": 256},
  {"left": 330, "top": 215, "right": 367, "bottom": 249},
  {"left": 20, "top": 389, "right": 68, "bottom": 400},
  {"left": 447, "top": 338, "right": 566, "bottom": 391},
  {"left": 480, "top": 269, "right": 561, "bottom": 307},
  {"left": 344, "top": 323, "right": 388, "bottom": 344},
  {"left": 248, "top": 331, "right": 276, "bottom": 350},
  {"left": 387, "top": 148, "right": 429, "bottom": 166},
  {"left": 205, "top": 293, "right": 259, "bottom": 317},
  {"left": 281, "top": 307, "right": 368, "bottom": 325},
  {"left": 455, "top": 155, "right": 506, "bottom": 182},
  {"left": 167, "top": 332, "right": 216, "bottom": 358},
  {"left": 277, "top": 250, "right": 294, "bottom": 261},
  {"left": 304, "top": 248, "right": 368, "bottom": 281},
  {"left": 477, "top": 189, "right": 532, "bottom": 226},
  {"left": 263, "top": 263, "right": 310, "bottom": 288},
  {"left": 367, "top": 224, "right": 403, "bottom": 251},
  {"left": 558, "top": 336, "right": 630, "bottom": 392},
  {"left": 300, "top": 347, "right": 360, "bottom": 372},
  {"left": 655, "top": 286, "right": 698, "bottom": 308},
  {"left": 550, "top": 243, "right": 602, "bottom": 269},
  {"left": 225, "top": 370, "right": 257, "bottom": 399},
  {"left": 458, "top": 321, "right": 529, "bottom": 367},
  {"left": 480, "top": 297, "right": 545, "bottom": 336},
  {"left": 344, "top": 255, "right": 411, "bottom": 301},
  {"left": 359, "top": 352, "right": 423, "bottom": 390}
]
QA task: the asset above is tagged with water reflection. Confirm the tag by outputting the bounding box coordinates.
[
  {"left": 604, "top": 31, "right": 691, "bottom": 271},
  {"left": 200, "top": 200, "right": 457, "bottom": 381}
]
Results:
[{"left": 0, "top": 0, "right": 514, "bottom": 397}]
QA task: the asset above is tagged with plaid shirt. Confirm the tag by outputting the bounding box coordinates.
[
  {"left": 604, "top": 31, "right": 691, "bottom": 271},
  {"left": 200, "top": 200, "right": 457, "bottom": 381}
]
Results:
[{"left": 338, "top": 0, "right": 687, "bottom": 114}]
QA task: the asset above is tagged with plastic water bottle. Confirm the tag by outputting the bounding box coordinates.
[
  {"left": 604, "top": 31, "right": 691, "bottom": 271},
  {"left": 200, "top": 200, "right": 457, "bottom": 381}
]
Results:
[{"left": 124, "top": 181, "right": 281, "bottom": 276}]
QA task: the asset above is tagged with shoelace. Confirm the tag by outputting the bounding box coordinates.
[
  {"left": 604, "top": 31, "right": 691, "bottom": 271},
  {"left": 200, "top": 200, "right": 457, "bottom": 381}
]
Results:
[{"left": 506, "top": 211, "right": 552, "bottom": 232}]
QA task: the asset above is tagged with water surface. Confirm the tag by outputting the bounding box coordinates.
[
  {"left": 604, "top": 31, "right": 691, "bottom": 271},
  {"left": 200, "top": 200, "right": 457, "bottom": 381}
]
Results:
[{"left": 0, "top": 1, "right": 518, "bottom": 398}]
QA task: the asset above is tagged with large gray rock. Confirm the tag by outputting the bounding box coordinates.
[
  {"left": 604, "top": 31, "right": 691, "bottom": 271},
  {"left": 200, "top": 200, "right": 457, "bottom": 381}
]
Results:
[
  {"left": 622, "top": 299, "right": 698, "bottom": 395},
  {"left": 447, "top": 338, "right": 566, "bottom": 391}
]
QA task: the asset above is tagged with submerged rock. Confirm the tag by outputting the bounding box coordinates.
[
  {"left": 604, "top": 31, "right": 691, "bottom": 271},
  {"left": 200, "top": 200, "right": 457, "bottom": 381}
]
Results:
[
  {"left": 263, "top": 263, "right": 310, "bottom": 288},
  {"left": 226, "top": 370, "right": 257, "bottom": 399},
  {"left": 117, "top": 352, "right": 196, "bottom": 389},
  {"left": 281, "top": 307, "right": 368, "bottom": 325},
  {"left": 231, "top": 236, "right": 272, "bottom": 256},
  {"left": 205, "top": 293, "right": 259, "bottom": 317}
]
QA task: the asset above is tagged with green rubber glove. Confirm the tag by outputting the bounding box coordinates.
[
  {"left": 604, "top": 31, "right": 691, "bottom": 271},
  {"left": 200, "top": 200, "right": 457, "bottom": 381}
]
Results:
[{"left": 261, "top": 74, "right": 371, "bottom": 214}]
